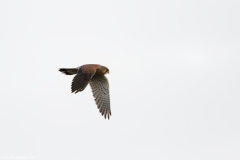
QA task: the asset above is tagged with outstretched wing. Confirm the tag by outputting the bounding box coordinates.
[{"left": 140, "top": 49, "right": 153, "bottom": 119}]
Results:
[
  {"left": 71, "top": 67, "right": 95, "bottom": 93},
  {"left": 90, "top": 75, "right": 111, "bottom": 119}
]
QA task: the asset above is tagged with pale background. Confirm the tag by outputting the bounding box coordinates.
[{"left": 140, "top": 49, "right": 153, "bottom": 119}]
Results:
[{"left": 0, "top": 0, "right": 239, "bottom": 160}]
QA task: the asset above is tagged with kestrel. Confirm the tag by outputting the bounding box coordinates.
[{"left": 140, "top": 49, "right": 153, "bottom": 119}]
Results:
[{"left": 59, "top": 64, "right": 111, "bottom": 119}]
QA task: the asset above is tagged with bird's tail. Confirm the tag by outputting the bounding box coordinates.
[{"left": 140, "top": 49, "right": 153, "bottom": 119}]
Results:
[{"left": 59, "top": 68, "right": 78, "bottom": 75}]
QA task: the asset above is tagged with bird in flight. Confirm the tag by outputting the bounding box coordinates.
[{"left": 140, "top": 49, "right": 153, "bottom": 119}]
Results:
[{"left": 59, "top": 64, "right": 111, "bottom": 119}]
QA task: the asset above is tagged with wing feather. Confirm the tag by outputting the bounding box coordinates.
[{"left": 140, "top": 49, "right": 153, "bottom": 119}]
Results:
[
  {"left": 71, "top": 67, "right": 95, "bottom": 93},
  {"left": 90, "top": 75, "right": 111, "bottom": 119}
]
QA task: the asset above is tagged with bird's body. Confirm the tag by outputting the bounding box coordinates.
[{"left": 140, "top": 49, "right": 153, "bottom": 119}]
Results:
[{"left": 59, "top": 64, "right": 111, "bottom": 119}]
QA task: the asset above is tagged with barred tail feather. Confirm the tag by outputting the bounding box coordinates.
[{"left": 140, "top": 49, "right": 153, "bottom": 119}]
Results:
[{"left": 59, "top": 68, "right": 78, "bottom": 75}]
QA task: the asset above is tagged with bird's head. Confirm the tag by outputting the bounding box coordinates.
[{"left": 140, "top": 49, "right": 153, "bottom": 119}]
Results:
[
  {"left": 96, "top": 65, "right": 110, "bottom": 75},
  {"left": 103, "top": 66, "right": 110, "bottom": 74}
]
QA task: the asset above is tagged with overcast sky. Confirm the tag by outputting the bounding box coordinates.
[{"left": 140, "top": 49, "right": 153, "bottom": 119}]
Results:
[{"left": 0, "top": 0, "right": 240, "bottom": 160}]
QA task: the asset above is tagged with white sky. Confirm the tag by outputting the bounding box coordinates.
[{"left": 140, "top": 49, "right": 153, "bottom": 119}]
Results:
[{"left": 0, "top": 0, "right": 240, "bottom": 160}]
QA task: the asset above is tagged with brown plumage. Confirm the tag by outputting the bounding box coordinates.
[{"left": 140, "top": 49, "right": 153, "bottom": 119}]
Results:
[{"left": 59, "top": 64, "right": 111, "bottom": 119}]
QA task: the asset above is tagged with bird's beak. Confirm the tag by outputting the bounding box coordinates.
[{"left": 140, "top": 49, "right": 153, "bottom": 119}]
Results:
[{"left": 107, "top": 70, "right": 110, "bottom": 74}]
